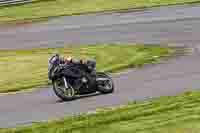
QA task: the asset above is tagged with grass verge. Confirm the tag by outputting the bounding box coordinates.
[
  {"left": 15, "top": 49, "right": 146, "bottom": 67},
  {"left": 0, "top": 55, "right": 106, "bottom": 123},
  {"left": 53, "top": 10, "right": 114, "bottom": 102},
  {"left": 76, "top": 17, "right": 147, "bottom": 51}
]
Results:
[
  {"left": 0, "top": 44, "right": 173, "bottom": 93},
  {"left": 1, "top": 90, "right": 200, "bottom": 133},
  {"left": 0, "top": 0, "right": 200, "bottom": 22}
]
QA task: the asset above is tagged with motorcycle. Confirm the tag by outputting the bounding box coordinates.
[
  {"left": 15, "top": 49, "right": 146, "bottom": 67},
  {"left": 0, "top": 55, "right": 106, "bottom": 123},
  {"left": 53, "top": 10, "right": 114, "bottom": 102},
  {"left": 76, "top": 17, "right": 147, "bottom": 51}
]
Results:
[{"left": 48, "top": 54, "right": 114, "bottom": 101}]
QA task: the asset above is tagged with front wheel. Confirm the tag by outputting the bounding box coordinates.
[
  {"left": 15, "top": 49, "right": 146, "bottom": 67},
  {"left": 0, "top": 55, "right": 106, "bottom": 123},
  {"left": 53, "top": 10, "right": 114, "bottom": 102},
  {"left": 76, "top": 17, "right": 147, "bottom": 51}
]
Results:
[
  {"left": 52, "top": 77, "right": 75, "bottom": 101},
  {"left": 96, "top": 72, "right": 114, "bottom": 94}
]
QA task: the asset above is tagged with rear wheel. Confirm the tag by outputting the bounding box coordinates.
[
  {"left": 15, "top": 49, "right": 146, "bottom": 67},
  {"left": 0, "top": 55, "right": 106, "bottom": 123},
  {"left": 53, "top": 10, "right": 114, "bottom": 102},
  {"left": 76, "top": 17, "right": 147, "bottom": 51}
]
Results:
[
  {"left": 96, "top": 72, "right": 114, "bottom": 94},
  {"left": 52, "top": 77, "right": 75, "bottom": 101}
]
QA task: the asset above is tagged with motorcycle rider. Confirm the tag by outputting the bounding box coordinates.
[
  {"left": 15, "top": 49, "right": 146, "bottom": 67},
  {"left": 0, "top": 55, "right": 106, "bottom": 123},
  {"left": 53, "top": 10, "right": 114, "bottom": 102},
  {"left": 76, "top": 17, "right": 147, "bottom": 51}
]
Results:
[
  {"left": 63, "top": 47, "right": 88, "bottom": 65},
  {"left": 62, "top": 56, "right": 86, "bottom": 65}
]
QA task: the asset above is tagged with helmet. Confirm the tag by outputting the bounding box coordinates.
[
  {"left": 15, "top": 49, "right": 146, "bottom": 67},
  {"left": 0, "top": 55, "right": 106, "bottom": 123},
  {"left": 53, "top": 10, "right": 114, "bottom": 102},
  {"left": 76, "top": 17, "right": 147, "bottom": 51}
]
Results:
[
  {"left": 66, "top": 56, "right": 72, "bottom": 61},
  {"left": 65, "top": 56, "right": 72, "bottom": 63}
]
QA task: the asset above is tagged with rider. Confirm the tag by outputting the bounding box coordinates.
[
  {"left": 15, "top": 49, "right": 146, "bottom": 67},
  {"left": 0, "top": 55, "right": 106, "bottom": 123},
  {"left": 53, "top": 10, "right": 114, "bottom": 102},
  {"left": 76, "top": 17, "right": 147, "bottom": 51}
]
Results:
[
  {"left": 61, "top": 48, "right": 88, "bottom": 65},
  {"left": 63, "top": 56, "right": 86, "bottom": 65}
]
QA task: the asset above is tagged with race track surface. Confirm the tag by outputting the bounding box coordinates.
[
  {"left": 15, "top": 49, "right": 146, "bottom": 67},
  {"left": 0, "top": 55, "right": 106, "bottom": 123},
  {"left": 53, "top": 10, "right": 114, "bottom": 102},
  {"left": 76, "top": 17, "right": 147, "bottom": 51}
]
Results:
[
  {"left": 1, "top": 4, "right": 200, "bottom": 128},
  {"left": 0, "top": 4, "right": 200, "bottom": 49}
]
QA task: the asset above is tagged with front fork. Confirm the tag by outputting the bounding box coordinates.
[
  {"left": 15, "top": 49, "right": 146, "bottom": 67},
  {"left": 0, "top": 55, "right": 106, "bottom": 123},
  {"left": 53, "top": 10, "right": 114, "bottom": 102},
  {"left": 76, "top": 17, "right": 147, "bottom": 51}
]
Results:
[
  {"left": 62, "top": 76, "right": 68, "bottom": 88},
  {"left": 62, "top": 76, "right": 75, "bottom": 96}
]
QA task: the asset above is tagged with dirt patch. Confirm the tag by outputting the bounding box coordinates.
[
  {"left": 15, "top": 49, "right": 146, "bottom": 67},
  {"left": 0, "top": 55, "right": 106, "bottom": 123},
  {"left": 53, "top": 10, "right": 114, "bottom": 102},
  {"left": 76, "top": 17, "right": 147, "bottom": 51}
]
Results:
[{"left": 0, "top": 17, "right": 49, "bottom": 30}]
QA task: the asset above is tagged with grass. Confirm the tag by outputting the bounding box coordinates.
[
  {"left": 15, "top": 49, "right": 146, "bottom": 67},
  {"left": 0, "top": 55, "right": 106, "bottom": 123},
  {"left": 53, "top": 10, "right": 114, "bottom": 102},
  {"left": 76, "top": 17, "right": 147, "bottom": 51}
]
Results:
[
  {"left": 0, "top": 0, "right": 200, "bottom": 22},
  {"left": 1, "top": 90, "right": 200, "bottom": 133},
  {"left": 0, "top": 44, "right": 172, "bottom": 93}
]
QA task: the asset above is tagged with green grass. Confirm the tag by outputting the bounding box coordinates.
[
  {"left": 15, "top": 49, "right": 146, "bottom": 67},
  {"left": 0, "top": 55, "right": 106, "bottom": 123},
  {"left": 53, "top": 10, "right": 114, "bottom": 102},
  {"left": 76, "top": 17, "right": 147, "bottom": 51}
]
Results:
[
  {"left": 0, "top": 44, "right": 172, "bottom": 93},
  {"left": 0, "top": 0, "right": 200, "bottom": 22},
  {"left": 1, "top": 90, "right": 200, "bottom": 133}
]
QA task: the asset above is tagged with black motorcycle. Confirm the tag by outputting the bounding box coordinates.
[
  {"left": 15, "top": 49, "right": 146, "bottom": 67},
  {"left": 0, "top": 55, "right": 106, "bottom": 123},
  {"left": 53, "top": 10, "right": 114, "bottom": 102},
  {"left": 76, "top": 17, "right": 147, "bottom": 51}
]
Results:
[{"left": 48, "top": 54, "right": 114, "bottom": 101}]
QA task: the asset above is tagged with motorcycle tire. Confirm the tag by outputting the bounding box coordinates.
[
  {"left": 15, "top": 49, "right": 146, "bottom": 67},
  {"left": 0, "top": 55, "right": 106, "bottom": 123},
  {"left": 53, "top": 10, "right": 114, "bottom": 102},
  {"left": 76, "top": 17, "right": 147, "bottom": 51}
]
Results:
[
  {"left": 52, "top": 78, "right": 75, "bottom": 101},
  {"left": 96, "top": 72, "right": 114, "bottom": 94}
]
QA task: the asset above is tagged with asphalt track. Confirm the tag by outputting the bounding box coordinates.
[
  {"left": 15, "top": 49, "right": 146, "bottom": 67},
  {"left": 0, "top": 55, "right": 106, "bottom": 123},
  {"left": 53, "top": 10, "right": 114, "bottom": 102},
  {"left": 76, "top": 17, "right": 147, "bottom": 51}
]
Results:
[{"left": 1, "top": 4, "right": 200, "bottom": 128}]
